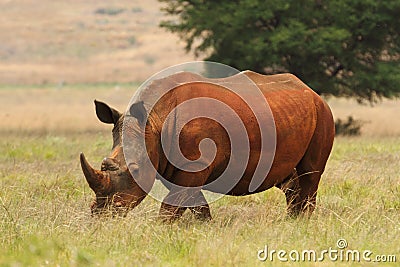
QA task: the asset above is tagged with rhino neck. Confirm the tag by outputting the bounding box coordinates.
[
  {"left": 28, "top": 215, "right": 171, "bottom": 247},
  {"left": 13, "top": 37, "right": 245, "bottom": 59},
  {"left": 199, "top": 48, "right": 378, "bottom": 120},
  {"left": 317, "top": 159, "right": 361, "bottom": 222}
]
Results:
[{"left": 147, "top": 95, "right": 177, "bottom": 180}]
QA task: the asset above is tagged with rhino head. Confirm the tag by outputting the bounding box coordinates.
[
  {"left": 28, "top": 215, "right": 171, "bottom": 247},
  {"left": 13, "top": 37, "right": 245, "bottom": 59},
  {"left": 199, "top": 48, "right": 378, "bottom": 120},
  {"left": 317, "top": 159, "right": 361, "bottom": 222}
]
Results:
[{"left": 80, "top": 100, "right": 156, "bottom": 216}]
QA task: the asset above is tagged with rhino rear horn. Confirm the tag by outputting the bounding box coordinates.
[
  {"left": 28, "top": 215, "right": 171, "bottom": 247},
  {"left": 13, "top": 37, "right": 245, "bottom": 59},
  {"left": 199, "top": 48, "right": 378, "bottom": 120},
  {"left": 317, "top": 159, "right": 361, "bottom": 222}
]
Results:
[{"left": 80, "top": 152, "right": 109, "bottom": 192}]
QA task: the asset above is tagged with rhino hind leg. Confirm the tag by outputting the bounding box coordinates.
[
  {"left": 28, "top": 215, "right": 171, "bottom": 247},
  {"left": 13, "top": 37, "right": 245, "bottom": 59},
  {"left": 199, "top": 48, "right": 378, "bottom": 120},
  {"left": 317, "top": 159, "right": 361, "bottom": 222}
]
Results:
[
  {"left": 277, "top": 102, "right": 334, "bottom": 216},
  {"left": 292, "top": 160, "right": 324, "bottom": 215},
  {"left": 276, "top": 169, "right": 303, "bottom": 216},
  {"left": 277, "top": 160, "right": 325, "bottom": 216},
  {"left": 289, "top": 101, "right": 335, "bottom": 216}
]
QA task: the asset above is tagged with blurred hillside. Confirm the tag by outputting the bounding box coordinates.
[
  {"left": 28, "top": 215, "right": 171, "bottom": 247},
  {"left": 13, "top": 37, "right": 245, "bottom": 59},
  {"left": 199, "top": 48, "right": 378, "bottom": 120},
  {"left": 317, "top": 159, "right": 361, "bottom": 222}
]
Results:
[
  {"left": 0, "top": 0, "right": 399, "bottom": 136},
  {"left": 0, "top": 0, "right": 196, "bottom": 85}
]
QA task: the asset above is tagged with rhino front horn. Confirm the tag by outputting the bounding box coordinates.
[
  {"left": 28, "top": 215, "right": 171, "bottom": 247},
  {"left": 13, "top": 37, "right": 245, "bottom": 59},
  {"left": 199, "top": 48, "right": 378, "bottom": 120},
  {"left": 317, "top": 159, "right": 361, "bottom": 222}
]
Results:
[{"left": 80, "top": 152, "right": 108, "bottom": 192}]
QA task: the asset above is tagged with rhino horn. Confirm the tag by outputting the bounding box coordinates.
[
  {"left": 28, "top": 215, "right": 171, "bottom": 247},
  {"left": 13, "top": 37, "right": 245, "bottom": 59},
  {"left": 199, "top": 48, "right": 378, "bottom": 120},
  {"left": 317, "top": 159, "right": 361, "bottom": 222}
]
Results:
[{"left": 80, "top": 152, "right": 109, "bottom": 192}]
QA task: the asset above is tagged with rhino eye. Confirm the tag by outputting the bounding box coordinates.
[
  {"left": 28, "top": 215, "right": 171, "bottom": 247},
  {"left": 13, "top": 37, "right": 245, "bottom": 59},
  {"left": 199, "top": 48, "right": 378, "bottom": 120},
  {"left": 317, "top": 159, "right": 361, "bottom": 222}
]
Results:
[
  {"left": 131, "top": 168, "right": 139, "bottom": 176},
  {"left": 128, "top": 163, "right": 139, "bottom": 172},
  {"left": 101, "top": 158, "right": 119, "bottom": 171},
  {"left": 128, "top": 163, "right": 139, "bottom": 176}
]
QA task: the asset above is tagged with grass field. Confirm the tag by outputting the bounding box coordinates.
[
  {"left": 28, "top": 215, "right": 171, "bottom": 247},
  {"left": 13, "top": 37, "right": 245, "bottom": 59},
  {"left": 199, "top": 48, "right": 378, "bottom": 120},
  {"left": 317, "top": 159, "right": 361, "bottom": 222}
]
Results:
[
  {"left": 0, "top": 0, "right": 196, "bottom": 85},
  {"left": 0, "top": 86, "right": 399, "bottom": 266},
  {"left": 1, "top": 0, "right": 399, "bottom": 265}
]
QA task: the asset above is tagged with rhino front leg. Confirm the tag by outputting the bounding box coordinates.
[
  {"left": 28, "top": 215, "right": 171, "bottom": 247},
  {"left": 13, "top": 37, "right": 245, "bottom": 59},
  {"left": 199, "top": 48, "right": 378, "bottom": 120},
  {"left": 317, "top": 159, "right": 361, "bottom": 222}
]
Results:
[
  {"left": 159, "top": 188, "right": 194, "bottom": 222},
  {"left": 159, "top": 170, "right": 212, "bottom": 222},
  {"left": 159, "top": 189, "right": 212, "bottom": 222},
  {"left": 189, "top": 191, "right": 212, "bottom": 221},
  {"left": 159, "top": 200, "right": 187, "bottom": 222}
]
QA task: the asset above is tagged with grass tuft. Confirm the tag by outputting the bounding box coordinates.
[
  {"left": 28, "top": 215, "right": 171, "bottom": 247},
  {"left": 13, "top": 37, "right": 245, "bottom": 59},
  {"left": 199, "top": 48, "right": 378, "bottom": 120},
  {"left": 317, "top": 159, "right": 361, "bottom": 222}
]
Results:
[{"left": 1, "top": 133, "right": 399, "bottom": 265}]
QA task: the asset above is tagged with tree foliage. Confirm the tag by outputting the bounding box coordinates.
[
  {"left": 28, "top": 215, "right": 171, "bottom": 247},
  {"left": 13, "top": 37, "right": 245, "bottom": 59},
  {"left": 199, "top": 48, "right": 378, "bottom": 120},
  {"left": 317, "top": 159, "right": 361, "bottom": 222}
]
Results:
[{"left": 160, "top": 0, "right": 400, "bottom": 102}]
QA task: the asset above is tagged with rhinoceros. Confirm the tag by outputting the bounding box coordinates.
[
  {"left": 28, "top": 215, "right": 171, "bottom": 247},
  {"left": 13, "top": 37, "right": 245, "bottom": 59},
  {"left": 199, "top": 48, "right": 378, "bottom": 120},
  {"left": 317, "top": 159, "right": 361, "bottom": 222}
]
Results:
[{"left": 80, "top": 71, "right": 334, "bottom": 221}]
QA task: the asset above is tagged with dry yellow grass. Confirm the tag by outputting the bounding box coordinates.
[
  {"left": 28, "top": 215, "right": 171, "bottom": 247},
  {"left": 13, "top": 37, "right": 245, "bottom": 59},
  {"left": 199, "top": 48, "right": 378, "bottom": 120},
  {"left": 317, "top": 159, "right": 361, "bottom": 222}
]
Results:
[
  {"left": 0, "top": 0, "right": 196, "bottom": 84},
  {"left": 0, "top": 86, "right": 133, "bottom": 134},
  {"left": 1, "top": 118, "right": 399, "bottom": 266},
  {"left": 1, "top": 86, "right": 399, "bottom": 137},
  {"left": 327, "top": 97, "right": 400, "bottom": 137}
]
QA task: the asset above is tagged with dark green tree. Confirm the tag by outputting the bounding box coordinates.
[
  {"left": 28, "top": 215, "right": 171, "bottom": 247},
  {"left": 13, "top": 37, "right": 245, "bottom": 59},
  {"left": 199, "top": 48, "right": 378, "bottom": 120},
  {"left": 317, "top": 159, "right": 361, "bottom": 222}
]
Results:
[{"left": 160, "top": 0, "right": 400, "bottom": 103}]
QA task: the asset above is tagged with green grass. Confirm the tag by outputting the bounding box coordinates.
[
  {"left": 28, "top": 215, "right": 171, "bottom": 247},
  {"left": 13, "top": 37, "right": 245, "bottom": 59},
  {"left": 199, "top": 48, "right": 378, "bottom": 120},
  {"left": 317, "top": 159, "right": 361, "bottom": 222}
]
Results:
[{"left": 1, "top": 134, "right": 399, "bottom": 266}]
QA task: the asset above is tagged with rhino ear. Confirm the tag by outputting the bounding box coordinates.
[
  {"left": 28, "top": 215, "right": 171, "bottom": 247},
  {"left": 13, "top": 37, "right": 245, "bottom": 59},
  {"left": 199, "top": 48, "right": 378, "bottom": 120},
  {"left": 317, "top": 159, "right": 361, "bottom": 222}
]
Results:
[
  {"left": 94, "top": 100, "right": 122, "bottom": 125},
  {"left": 129, "top": 101, "right": 147, "bottom": 125}
]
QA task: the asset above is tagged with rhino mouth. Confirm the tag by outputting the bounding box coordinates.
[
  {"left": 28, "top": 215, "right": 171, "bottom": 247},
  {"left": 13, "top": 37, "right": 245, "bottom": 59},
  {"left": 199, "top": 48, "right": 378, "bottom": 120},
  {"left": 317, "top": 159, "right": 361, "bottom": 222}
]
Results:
[{"left": 90, "top": 196, "right": 130, "bottom": 217}]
